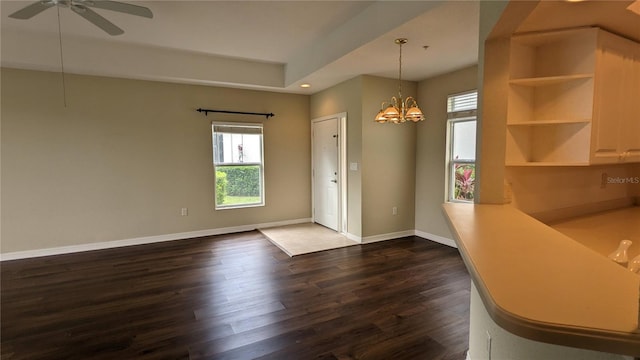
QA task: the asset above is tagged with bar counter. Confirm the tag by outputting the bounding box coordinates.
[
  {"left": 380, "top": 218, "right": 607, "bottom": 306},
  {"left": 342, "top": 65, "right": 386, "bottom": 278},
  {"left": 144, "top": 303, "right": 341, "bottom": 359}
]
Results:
[{"left": 442, "top": 203, "right": 640, "bottom": 357}]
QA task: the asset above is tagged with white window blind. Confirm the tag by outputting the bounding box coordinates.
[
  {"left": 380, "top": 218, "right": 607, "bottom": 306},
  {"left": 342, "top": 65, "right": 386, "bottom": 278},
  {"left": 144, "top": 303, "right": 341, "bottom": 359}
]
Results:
[
  {"left": 212, "top": 124, "right": 262, "bottom": 135},
  {"left": 447, "top": 91, "right": 478, "bottom": 119}
]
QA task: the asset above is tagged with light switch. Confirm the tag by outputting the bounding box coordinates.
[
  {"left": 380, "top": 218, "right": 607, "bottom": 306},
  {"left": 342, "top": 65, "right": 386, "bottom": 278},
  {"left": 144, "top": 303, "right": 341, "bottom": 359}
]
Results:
[{"left": 350, "top": 162, "right": 359, "bottom": 171}]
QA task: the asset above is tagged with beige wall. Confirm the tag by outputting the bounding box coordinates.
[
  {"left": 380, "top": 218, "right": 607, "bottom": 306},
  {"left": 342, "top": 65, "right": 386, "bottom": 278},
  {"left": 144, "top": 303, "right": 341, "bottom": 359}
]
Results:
[
  {"left": 415, "top": 65, "right": 478, "bottom": 239},
  {"left": 475, "top": 0, "right": 537, "bottom": 205},
  {"left": 310, "top": 76, "right": 363, "bottom": 237},
  {"left": 1, "top": 68, "right": 311, "bottom": 253},
  {"left": 476, "top": 37, "right": 511, "bottom": 205},
  {"left": 361, "top": 75, "right": 417, "bottom": 238}
]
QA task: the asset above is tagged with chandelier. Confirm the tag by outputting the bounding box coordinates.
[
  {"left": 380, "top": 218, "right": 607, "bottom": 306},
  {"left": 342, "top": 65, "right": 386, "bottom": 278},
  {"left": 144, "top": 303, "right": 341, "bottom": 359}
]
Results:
[{"left": 375, "top": 38, "right": 425, "bottom": 124}]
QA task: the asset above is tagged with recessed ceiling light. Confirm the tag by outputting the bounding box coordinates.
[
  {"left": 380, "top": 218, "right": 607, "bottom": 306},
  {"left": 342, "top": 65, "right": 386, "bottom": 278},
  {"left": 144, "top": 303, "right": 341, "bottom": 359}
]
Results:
[
  {"left": 627, "top": 0, "right": 640, "bottom": 16},
  {"left": 300, "top": 83, "right": 311, "bottom": 88}
]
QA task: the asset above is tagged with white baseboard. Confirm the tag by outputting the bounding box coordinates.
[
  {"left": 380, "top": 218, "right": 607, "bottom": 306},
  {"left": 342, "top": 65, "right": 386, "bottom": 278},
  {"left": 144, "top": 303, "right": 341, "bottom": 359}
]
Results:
[
  {"left": 342, "top": 230, "right": 457, "bottom": 249},
  {"left": 0, "top": 218, "right": 311, "bottom": 261},
  {"left": 361, "top": 230, "right": 415, "bottom": 244},
  {"left": 414, "top": 230, "right": 458, "bottom": 248},
  {"left": 1, "top": 221, "right": 458, "bottom": 261},
  {"left": 343, "top": 232, "right": 362, "bottom": 243}
]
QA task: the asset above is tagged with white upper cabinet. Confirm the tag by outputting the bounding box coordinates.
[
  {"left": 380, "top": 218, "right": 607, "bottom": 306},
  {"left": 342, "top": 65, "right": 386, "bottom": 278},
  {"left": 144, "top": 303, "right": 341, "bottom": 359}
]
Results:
[
  {"left": 505, "top": 27, "right": 640, "bottom": 166},
  {"left": 626, "top": 44, "right": 640, "bottom": 162},
  {"left": 591, "top": 31, "right": 640, "bottom": 164}
]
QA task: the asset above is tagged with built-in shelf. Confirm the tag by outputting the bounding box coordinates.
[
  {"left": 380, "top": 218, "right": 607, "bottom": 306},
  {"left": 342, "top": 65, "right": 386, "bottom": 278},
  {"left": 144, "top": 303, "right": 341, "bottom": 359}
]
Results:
[
  {"left": 506, "top": 27, "right": 640, "bottom": 166},
  {"left": 506, "top": 28, "right": 597, "bottom": 166},
  {"left": 507, "top": 119, "right": 591, "bottom": 126},
  {"left": 509, "top": 73, "right": 594, "bottom": 86}
]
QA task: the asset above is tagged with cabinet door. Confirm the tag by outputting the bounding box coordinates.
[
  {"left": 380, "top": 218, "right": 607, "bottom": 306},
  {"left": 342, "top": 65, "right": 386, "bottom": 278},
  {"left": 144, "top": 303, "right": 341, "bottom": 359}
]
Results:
[
  {"left": 620, "top": 43, "right": 640, "bottom": 163},
  {"left": 591, "top": 33, "right": 634, "bottom": 164}
]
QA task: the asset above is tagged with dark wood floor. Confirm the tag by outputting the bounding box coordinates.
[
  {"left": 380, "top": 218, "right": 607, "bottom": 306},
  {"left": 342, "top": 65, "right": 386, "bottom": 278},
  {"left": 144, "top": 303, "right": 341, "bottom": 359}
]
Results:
[{"left": 1, "top": 231, "right": 471, "bottom": 360}]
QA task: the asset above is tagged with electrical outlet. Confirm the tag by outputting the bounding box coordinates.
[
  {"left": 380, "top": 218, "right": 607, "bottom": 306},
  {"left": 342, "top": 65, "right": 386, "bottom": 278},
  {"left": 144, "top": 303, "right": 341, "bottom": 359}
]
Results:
[
  {"left": 392, "top": 207, "right": 397, "bottom": 215},
  {"left": 503, "top": 180, "right": 513, "bottom": 203},
  {"left": 181, "top": 208, "right": 188, "bottom": 216}
]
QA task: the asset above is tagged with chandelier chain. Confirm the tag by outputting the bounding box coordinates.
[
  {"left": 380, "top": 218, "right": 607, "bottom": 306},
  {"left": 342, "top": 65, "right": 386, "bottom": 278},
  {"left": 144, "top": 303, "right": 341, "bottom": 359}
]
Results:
[
  {"left": 57, "top": 6, "right": 67, "bottom": 107},
  {"left": 398, "top": 40, "right": 402, "bottom": 101}
]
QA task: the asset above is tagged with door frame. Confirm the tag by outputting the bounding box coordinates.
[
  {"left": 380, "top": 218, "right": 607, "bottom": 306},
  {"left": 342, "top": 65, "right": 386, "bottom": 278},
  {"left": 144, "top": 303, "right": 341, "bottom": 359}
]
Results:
[{"left": 311, "top": 113, "right": 347, "bottom": 233}]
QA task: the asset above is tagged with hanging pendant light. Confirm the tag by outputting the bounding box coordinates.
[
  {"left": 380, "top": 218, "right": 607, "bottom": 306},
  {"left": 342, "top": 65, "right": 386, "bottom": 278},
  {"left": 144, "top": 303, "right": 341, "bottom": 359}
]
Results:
[{"left": 375, "top": 38, "right": 425, "bottom": 124}]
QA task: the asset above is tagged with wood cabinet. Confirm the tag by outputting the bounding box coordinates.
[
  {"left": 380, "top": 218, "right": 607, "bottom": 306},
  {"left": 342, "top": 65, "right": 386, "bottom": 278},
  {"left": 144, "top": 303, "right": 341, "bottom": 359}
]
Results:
[{"left": 505, "top": 27, "right": 640, "bottom": 166}]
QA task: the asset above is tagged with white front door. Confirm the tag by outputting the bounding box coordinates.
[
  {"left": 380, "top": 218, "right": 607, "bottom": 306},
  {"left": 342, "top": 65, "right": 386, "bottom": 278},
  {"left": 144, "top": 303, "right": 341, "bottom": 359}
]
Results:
[{"left": 312, "top": 117, "right": 339, "bottom": 231}]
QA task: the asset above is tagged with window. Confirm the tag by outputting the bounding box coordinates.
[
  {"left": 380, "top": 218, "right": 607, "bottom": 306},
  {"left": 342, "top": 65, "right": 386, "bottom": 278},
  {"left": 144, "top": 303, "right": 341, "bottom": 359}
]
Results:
[
  {"left": 212, "top": 122, "right": 264, "bottom": 209},
  {"left": 446, "top": 91, "right": 477, "bottom": 202}
]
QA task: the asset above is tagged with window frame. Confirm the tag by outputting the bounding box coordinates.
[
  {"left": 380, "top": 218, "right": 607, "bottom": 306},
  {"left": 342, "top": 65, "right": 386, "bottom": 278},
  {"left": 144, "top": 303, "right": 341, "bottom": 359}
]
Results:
[
  {"left": 445, "top": 90, "right": 478, "bottom": 203},
  {"left": 212, "top": 121, "right": 265, "bottom": 210}
]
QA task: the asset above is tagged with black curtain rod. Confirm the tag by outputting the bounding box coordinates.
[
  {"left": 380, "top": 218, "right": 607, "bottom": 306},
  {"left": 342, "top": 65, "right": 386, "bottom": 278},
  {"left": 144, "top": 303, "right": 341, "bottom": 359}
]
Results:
[{"left": 196, "top": 108, "right": 274, "bottom": 119}]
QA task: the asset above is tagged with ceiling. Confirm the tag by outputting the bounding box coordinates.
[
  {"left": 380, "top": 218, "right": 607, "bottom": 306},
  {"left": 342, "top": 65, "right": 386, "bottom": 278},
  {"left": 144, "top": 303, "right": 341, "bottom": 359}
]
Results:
[
  {"left": 1, "top": 1, "right": 639, "bottom": 95},
  {"left": 1, "top": 0, "right": 480, "bottom": 94}
]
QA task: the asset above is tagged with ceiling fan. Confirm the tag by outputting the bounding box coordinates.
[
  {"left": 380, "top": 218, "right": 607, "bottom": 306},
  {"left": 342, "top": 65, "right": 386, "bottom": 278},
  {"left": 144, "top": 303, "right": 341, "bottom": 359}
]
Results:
[{"left": 8, "top": 0, "right": 153, "bottom": 36}]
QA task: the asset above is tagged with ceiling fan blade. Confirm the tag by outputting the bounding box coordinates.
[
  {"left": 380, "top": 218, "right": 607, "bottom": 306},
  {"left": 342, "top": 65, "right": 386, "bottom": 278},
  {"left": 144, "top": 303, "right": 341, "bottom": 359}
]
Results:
[
  {"left": 80, "top": 1, "right": 153, "bottom": 18},
  {"left": 8, "top": 1, "right": 56, "bottom": 19},
  {"left": 71, "top": 5, "right": 124, "bottom": 35}
]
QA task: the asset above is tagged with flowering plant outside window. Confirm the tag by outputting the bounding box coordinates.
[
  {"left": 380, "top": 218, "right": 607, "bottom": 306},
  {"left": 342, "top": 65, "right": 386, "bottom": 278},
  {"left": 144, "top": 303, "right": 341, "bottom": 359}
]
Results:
[{"left": 454, "top": 163, "right": 475, "bottom": 201}]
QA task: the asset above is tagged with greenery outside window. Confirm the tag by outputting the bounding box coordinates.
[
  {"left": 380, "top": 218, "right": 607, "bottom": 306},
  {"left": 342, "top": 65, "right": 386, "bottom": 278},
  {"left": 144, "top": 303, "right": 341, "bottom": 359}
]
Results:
[
  {"left": 212, "top": 122, "right": 264, "bottom": 209},
  {"left": 446, "top": 91, "right": 477, "bottom": 203}
]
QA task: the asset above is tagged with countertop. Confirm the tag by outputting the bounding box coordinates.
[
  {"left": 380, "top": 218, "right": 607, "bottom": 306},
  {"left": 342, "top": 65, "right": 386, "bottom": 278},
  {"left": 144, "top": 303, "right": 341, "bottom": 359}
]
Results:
[
  {"left": 442, "top": 203, "right": 640, "bottom": 356},
  {"left": 549, "top": 207, "right": 640, "bottom": 261}
]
